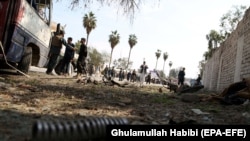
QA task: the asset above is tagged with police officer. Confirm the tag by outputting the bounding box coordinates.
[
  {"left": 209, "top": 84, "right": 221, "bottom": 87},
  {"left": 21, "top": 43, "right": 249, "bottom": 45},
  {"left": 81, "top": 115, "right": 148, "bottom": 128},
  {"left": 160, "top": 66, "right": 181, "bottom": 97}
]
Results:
[{"left": 46, "top": 30, "right": 69, "bottom": 75}]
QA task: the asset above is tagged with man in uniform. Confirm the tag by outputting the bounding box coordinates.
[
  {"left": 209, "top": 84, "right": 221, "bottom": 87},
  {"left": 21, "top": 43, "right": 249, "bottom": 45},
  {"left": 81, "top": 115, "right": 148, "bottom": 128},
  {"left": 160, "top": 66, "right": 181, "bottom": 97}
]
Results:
[
  {"left": 46, "top": 30, "right": 68, "bottom": 75},
  {"left": 75, "top": 38, "right": 88, "bottom": 78}
]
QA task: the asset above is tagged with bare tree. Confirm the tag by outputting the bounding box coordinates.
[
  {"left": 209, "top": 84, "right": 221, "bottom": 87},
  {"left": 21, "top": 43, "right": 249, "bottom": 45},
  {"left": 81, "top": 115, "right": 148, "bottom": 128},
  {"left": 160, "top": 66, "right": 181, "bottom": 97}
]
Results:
[{"left": 56, "top": 0, "right": 160, "bottom": 22}]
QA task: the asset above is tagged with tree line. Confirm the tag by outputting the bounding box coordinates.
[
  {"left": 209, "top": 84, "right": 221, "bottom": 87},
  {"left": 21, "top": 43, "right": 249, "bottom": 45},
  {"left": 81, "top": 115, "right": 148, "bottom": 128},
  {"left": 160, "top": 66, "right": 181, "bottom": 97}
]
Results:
[
  {"left": 58, "top": 1, "right": 247, "bottom": 80},
  {"left": 80, "top": 11, "right": 174, "bottom": 78},
  {"left": 73, "top": 11, "right": 138, "bottom": 72}
]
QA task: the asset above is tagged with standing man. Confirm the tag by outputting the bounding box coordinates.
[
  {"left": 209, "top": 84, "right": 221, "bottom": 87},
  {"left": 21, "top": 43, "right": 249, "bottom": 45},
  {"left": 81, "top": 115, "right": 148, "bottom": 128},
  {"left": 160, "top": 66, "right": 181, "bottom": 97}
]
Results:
[
  {"left": 139, "top": 61, "right": 148, "bottom": 87},
  {"left": 110, "top": 66, "right": 116, "bottom": 78},
  {"left": 178, "top": 67, "right": 186, "bottom": 86},
  {"left": 118, "top": 68, "right": 123, "bottom": 81},
  {"left": 131, "top": 69, "right": 137, "bottom": 82},
  {"left": 146, "top": 72, "right": 151, "bottom": 84},
  {"left": 46, "top": 30, "right": 69, "bottom": 75},
  {"left": 104, "top": 65, "right": 109, "bottom": 76},
  {"left": 59, "top": 37, "right": 75, "bottom": 75},
  {"left": 127, "top": 71, "right": 131, "bottom": 81},
  {"left": 195, "top": 74, "right": 202, "bottom": 86},
  {"left": 76, "top": 38, "right": 88, "bottom": 78}
]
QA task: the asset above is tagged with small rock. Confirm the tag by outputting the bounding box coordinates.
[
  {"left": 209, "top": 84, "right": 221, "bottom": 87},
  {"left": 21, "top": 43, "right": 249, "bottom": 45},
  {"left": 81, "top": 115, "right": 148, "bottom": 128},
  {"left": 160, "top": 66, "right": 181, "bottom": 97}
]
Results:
[
  {"left": 191, "top": 109, "right": 209, "bottom": 115},
  {"left": 242, "top": 99, "right": 249, "bottom": 106},
  {"left": 117, "top": 102, "right": 126, "bottom": 106},
  {"left": 0, "top": 82, "right": 6, "bottom": 87},
  {"left": 151, "top": 121, "right": 159, "bottom": 125},
  {"left": 159, "top": 121, "right": 169, "bottom": 124},
  {"left": 0, "top": 77, "right": 5, "bottom": 81},
  {"left": 31, "top": 99, "right": 40, "bottom": 105},
  {"left": 146, "top": 115, "right": 154, "bottom": 120},
  {"left": 165, "top": 113, "right": 170, "bottom": 117},
  {"left": 120, "top": 98, "right": 132, "bottom": 104},
  {"left": 242, "top": 112, "right": 250, "bottom": 118},
  {"left": 42, "top": 106, "right": 50, "bottom": 112}
]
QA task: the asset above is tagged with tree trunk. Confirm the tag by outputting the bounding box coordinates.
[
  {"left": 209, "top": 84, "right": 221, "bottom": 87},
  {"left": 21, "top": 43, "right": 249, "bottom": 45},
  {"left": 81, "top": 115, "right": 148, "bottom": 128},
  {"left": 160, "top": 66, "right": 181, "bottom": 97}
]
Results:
[
  {"left": 169, "top": 66, "right": 171, "bottom": 78},
  {"left": 163, "top": 60, "right": 166, "bottom": 75},
  {"left": 109, "top": 49, "right": 114, "bottom": 69},
  {"left": 127, "top": 48, "right": 132, "bottom": 69},
  {"left": 86, "top": 33, "right": 89, "bottom": 46},
  {"left": 155, "top": 59, "right": 158, "bottom": 70}
]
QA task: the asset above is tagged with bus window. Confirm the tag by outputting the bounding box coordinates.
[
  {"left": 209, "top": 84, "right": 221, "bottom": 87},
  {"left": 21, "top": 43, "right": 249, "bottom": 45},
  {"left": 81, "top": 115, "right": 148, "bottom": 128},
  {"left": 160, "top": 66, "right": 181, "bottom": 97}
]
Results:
[
  {"left": 27, "top": 0, "right": 37, "bottom": 10},
  {"left": 35, "top": 0, "right": 51, "bottom": 24}
]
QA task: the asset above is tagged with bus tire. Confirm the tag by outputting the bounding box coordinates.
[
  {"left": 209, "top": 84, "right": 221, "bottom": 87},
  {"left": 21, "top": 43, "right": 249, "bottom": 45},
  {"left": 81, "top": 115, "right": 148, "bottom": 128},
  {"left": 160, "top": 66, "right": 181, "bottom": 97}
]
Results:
[{"left": 18, "top": 46, "right": 32, "bottom": 74}]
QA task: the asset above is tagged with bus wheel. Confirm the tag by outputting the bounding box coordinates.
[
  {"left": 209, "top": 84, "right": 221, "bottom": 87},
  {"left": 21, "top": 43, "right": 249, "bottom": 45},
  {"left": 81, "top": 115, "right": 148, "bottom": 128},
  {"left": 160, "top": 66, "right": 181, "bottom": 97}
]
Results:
[{"left": 17, "top": 46, "right": 32, "bottom": 74}]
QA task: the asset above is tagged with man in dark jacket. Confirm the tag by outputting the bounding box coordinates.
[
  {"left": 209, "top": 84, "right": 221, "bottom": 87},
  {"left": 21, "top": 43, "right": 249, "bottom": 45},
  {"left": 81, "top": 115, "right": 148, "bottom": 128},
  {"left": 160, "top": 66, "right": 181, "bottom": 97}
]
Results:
[
  {"left": 178, "top": 67, "right": 185, "bottom": 86},
  {"left": 76, "top": 38, "right": 88, "bottom": 78},
  {"left": 59, "top": 37, "right": 75, "bottom": 75},
  {"left": 139, "top": 61, "right": 148, "bottom": 87}
]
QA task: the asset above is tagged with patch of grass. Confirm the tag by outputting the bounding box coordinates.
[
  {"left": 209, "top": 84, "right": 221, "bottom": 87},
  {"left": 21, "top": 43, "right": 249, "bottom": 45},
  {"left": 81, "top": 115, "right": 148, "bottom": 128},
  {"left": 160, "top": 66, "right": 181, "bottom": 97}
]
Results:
[
  {"left": 152, "top": 96, "right": 176, "bottom": 105},
  {"left": 196, "top": 104, "right": 222, "bottom": 113},
  {"left": 25, "top": 79, "right": 40, "bottom": 85}
]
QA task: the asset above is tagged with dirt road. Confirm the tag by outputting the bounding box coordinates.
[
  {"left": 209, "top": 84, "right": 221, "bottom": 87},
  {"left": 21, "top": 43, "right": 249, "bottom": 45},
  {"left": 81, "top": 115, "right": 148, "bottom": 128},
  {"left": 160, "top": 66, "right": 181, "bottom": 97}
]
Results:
[{"left": 0, "top": 69, "right": 249, "bottom": 141}]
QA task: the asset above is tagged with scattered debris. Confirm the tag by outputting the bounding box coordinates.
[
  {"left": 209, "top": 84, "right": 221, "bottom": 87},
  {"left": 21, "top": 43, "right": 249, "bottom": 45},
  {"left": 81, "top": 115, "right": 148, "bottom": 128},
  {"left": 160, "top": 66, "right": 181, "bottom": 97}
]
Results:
[
  {"left": 191, "top": 109, "right": 210, "bottom": 115},
  {"left": 181, "top": 94, "right": 201, "bottom": 103},
  {"left": 0, "top": 71, "right": 249, "bottom": 141}
]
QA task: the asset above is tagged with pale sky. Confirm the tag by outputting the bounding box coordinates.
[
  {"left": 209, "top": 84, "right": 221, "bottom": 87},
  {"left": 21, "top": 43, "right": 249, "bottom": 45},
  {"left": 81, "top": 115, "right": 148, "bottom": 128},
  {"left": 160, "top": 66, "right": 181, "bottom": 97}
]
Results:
[{"left": 52, "top": 0, "right": 250, "bottom": 79}]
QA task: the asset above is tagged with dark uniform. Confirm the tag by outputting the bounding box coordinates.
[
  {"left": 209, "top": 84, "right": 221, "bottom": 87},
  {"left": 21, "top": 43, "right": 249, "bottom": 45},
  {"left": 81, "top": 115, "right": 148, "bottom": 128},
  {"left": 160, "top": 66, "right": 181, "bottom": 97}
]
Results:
[
  {"left": 46, "top": 31, "right": 67, "bottom": 75},
  {"left": 76, "top": 38, "right": 88, "bottom": 76},
  {"left": 60, "top": 37, "right": 75, "bottom": 74},
  {"left": 178, "top": 68, "right": 185, "bottom": 85}
]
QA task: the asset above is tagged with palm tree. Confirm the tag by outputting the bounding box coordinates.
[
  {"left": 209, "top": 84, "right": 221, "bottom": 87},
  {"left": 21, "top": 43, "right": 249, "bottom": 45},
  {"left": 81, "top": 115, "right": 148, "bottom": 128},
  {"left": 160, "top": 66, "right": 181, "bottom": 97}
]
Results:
[
  {"left": 162, "top": 52, "right": 168, "bottom": 75},
  {"left": 108, "top": 30, "right": 120, "bottom": 68},
  {"left": 155, "top": 49, "right": 161, "bottom": 70},
  {"left": 205, "top": 30, "right": 223, "bottom": 60},
  {"left": 83, "top": 11, "right": 97, "bottom": 46},
  {"left": 127, "top": 34, "right": 137, "bottom": 69},
  {"left": 206, "top": 30, "right": 222, "bottom": 49}
]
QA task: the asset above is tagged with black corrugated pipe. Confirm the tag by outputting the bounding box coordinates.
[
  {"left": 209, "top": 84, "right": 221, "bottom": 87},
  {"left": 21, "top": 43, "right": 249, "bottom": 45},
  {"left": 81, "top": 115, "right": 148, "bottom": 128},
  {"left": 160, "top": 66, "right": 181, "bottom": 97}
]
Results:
[{"left": 31, "top": 116, "right": 128, "bottom": 141}]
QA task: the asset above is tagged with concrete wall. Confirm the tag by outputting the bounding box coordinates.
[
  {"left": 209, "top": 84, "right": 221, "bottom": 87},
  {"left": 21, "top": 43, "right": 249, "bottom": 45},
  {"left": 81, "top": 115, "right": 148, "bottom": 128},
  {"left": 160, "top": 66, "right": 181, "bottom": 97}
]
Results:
[{"left": 203, "top": 7, "right": 250, "bottom": 92}]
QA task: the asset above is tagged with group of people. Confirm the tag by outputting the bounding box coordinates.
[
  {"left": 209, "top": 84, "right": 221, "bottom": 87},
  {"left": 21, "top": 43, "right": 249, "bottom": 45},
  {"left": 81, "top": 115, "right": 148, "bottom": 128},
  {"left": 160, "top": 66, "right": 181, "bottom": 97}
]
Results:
[
  {"left": 177, "top": 67, "right": 202, "bottom": 87},
  {"left": 127, "top": 69, "right": 137, "bottom": 82},
  {"left": 103, "top": 66, "right": 116, "bottom": 79},
  {"left": 118, "top": 69, "right": 138, "bottom": 82},
  {"left": 45, "top": 26, "right": 201, "bottom": 88},
  {"left": 103, "top": 65, "right": 138, "bottom": 82},
  {"left": 46, "top": 29, "right": 88, "bottom": 78}
]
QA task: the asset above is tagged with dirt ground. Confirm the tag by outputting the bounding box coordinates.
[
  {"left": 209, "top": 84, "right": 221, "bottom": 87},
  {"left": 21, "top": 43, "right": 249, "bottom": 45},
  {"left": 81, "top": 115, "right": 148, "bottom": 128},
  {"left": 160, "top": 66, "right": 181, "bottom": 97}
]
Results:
[{"left": 0, "top": 70, "right": 250, "bottom": 141}]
